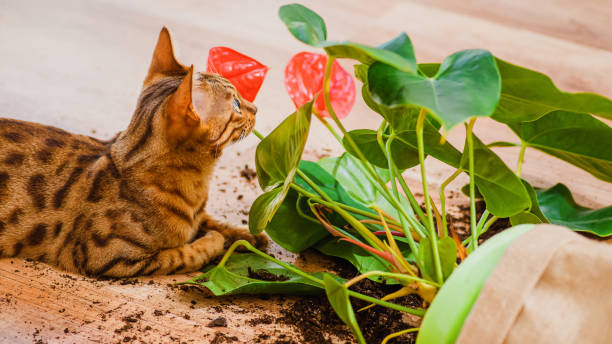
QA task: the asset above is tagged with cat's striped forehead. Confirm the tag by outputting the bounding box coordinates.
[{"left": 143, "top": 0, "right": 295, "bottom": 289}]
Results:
[{"left": 196, "top": 73, "right": 237, "bottom": 95}]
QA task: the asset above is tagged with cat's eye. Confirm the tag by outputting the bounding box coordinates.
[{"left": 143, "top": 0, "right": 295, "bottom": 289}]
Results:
[{"left": 232, "top": 97, "right": 241, "bottom": 113}]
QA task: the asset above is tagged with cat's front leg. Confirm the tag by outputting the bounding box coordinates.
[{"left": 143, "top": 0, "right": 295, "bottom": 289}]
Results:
[
  {"left": 94, "top": 230, "right": 226, "bottom": 277},
  {"left": 197, "top": 216, "right": 268, "bottom": 250}
]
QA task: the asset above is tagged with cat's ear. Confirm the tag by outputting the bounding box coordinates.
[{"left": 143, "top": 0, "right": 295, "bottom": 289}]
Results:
[
  {"left": 165, "top": 65, "right": 201, "bottom": 141},
  {"left": 144, "top": 27, "right": 187, "bottom": 84}
]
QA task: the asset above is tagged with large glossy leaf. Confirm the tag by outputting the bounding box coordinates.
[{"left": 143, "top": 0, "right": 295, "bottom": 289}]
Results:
[
  {"left": 342, "top": 129, "right": 390, "bottom": 168},
  {"left": 263, "top": 161, "right": 372, "bottom": 252},
  {"left": 250, "top": 101, "right": 313, "bottom": 234},
  {"left": 509, "top": 179, "right": 548, "bottom": 226},
  {"left": 510, "top": 111, "right": 612, "bottom": 183},
  {"left": 343, "top": 129, "right": 420, "bottom": 170},
  {"left": 393, "top": 128, "right": 462, "bottom": 167},
  {"left": 295, "top": 161, "right": 369, "bottom": 212},
  {"left": 417, "top": 225, "right": 535, "bottom": 344},
  {"left": 318, "top": 153, "right": 390, "bottom": 204},
  {"left": 278, "top": 4, "right": 416, "bottom": 72},
  {"left": 460, "top": 135, "right": 531, "bottom": 217},
  {"left": 323, "top": 274, "right": 366, "bottom": 344},
  {"left": 388, "top": 122, "right": 529, "bottom": 217},
  {"left": 536, "top": 184, "right": 612, "bottom": 237},
  {"left": 417, "top": 236, "right": 456, "bottom": 282},
  {"left": 369, "top": 49, "right": 501, "bottom": 130},
  {"left": 249, "top": 188, "right": 285, "bottom": 234},
  {"left": 492, "top": 59, "right": 612, "bottom": 123},
  {"left": 278, "top": 4, "right": 327, "bottom": 46},
  {"left": 420, "top": 60, "right": 612, "bottom": 123},
  {"left": 321, "top": 33, "right": 417, "bottom": 73},
  {"left": 255, "top": 101, "right": 313, "bottom": 191},
  {"left": 318, "top": 151, "right": 415, "bottom": 221},
  {"left": 261, "top": 189, "right": 329, "bottom": 252},
  {"left": 184, "top": 253, "right": 328, "bottom": 295}
]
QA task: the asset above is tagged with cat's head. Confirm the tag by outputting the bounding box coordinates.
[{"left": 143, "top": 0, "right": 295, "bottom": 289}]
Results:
[{"left": 113, "top": 27, "right": 256, "bottom": 170}]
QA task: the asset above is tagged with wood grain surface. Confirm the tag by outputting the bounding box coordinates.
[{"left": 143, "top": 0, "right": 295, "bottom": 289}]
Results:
[{"left": 1, "top": 0, "right": 611, "bottom": 343}]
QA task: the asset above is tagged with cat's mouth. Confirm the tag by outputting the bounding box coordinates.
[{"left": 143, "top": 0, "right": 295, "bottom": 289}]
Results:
[{"left": 230, "top": 120, "right": 255, "bottom": 144}]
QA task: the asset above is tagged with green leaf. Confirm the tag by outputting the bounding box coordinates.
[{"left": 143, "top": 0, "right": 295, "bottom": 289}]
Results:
[
  {"left": 255, "top": 101, "right": 313, "bottom": 191},
  {"left": 460, "top": 135, "right": 531, "bottom": 217},
  {"left": 460, "top": 183, "right": 483, "bottom": 200},
  {"left": 318, "top": 153, "right": 390, "bottom": 204},
  {"left": 420, "top": 60, "right": 612, "bottom": 123},
  {"left": 342, "top": 130, "right": 419, "bottom": 170},
  {"left": 262, "top": 161, "right": 373, "bottom": 252},
  {"left": 316, "top": 238, "right": 391, "bottom": 282},
  {"left": 509, "top": 179, "right": 548, "bottom": 226},
  {"left": 509, "top": 212, "right": 543, "bottom": 226},
  {"left": 261, "top": 188, "right": 329, "bottom": 252},
  {"left": 249, "top": 188, "right": 285, "bottom": 234},
  {"left": 536, "top": 184, "right": 612, "bottom": 237},
  {"left": 369, "top": 49, "right": 501, "bottom": 130},
  {"left": 321, "top": 33, "right": 417, "bottom": 73},
  {"left": 323, "top": 274, "right": 366, "bottom": 344},
  {"left": 278, "top": 4, "right": 327, "bottom": 46},
  {"left": 510, "top": 111, "right": 612, "bottom": 183},
  {"left": 184, "top": 253, "right": 328, "bottom": 295},
  {"left": 278, "top": 3, "right": 416, "bottom": 73},
  {"left": 295, "top": 161, "right": 369, "bottom": 212},
  {"left": 417, "top": 236, "right": 456, "bottom": 282},
  {"left": 492, "top": 58, "right": 612, "bottom": 123},
  {"left": 250, "top": 102, "right": 313, "bottom": 234},
  {"left": 487, "top": 141, "right": 521, "bottom": 148},
  {"left": 417, "top": 225, "right": 535, "bottom": 344},
  {"left": 388, "top": 121, "right": 529, "bottom": 218},
  {"left": 393, "top": 128, "right": 462, "bottom": 167}
]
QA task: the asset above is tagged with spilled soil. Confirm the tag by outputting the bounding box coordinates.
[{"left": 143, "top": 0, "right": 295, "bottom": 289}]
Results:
[{"left": 275, "top": 259, "right": 423, "bottom": 344}]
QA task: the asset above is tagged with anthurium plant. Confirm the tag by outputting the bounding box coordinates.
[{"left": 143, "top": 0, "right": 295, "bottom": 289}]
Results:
[{"left": 183, "top": 4, "right": 612, "bottom": 343}]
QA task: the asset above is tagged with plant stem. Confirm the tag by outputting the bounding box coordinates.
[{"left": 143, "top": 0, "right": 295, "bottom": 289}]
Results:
[
  {"left": 321, "top": 56, "right": 421, "bottom": 235},
  {"left": 290, "top": 177, "right": 407, "bottom": 229},
  {"left": 313, "top": 109, "right": 343, "bottom": 143},
  {"left": 416, "top": 108, "right": 443, "bottom": 284},
  {"left": 480, "top": 215, "right": 499, "bottom": 235},
  {"left": 516, "top": 141, "right": 527, "bottom": 176},
  {"left": 376, "top": 121, "right": 427, "bottom": 226},
  {"left": 384, "top": 137, "right": 422, "bottom": 262},
  {"left": 381, "top": 328, "right": 420, "bottom": 344},
  {"left": 347, "top": 290, "right": 425, "bottom": 316},
  {"left": 439, "top": 169, "right": 462, "bottom": 238},
  {"left": 394, "top": 167, "right": 428, "bottom": 226},
  {"left": 375, "top": 206, "right": 416, "bottom": 275},
  {"left": 253, "top": 128, "right": 265, "bottom": 140},
  {"left": 296, "top": 168, "right": 386, "bottom": 250},
  {"left": 191, "top": 241, "right": 425, "bottom": 317},
  {"left": 475, "top": 209, "right": 490, "bottom": 234},
  {"left": 466, "top": 118, "right": 478, "bottom": 252},
  {"left": 345, "top": 270, "right": 439, "bottom": 288},
  {"left": 217, "top": 240, "right": 324, "bottom": 285}
]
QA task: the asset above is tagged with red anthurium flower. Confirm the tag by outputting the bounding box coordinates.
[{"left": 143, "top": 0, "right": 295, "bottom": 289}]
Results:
[
  {"left": 284, "top": 52, "right": 355, "bottom": 119},
  {"left": 207, "top": 47, "right": 268, "bottom": 102}
]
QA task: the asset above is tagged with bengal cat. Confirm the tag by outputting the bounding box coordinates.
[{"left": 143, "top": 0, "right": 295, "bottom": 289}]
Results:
[{"left": 0, "top": 27, "right": 267, "bottom": 277}]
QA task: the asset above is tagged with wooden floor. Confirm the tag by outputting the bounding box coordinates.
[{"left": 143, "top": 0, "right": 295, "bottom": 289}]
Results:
[{"left": 1, "top": 0, "right": 611, "bottom": 343}]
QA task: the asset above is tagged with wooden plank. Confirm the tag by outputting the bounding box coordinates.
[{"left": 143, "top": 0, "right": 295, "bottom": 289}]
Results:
[{"left": 413, "top": 0, "right": 612, "bottom": 52}]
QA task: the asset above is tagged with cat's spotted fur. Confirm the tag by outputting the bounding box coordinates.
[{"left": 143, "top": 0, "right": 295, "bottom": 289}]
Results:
[{"left": 0, "top": 27, "right": 266, "bottom": 277}]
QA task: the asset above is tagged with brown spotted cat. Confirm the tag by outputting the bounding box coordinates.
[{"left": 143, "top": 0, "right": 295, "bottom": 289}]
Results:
[{"left": 0, "top": 27, "right": 267, "bottom": 277}]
